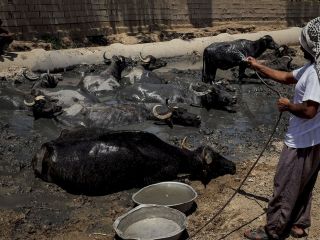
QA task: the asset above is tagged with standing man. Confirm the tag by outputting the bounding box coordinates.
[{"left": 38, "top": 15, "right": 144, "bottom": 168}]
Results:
[{"left": 244, "top": 17, "right": 320, "bottom": 240}]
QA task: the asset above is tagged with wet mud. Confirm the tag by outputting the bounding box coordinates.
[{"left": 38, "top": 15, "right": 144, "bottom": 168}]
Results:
[{"left": 0, "top": 47, "right": 307, "bottom": 239}]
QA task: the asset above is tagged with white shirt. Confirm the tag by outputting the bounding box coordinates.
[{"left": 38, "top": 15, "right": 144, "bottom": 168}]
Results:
[{"left": 285, "top": 63, "right": 320, "bottom": 148}]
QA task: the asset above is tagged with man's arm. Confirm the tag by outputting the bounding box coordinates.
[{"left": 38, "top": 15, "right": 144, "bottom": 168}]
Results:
[
  {"left": 246, "top": 57, "right": 296, "bottom": 85},
  {"left": 278, "top": 98, "right": 319, "bottom": 119}
]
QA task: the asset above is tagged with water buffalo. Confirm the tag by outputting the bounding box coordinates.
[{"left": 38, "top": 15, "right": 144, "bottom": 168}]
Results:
[
  {"left": 103, "top": 52, "right": 167, "bottom": 71},
  {"left": 138, "top": 52, "right": 167, "bottom": 71},
  {"left": 152, "top": 104, "right": 201, "bottom": 127},
  {"left": 104, "top": 53, "right": 166, "bottom": 86},
  {"left": 22, "top": 86, "right": 200, "bottom": 128},
  {"left": 82, "top": 103, "right": 201, "bottom": 128},
  {"left": 24, "top": 93, "right": 62, "bottom": 120},
  {"left": 23, "top": 69, "right": 62, "bottom": 88},
  {"left": 189, "top": 82, "right": 237, "bottom": 112},
  {"left": 116, "top": 82, "right": 237, "bottom": 112},
  {"left": 32, "top": 128, "right": 236, "bottom": 195},
  {"left": 82, "top": 54, "right": 166, "bottom": 97},
  {"left": 120, "top": 65, "right": 165, "bottom": 86},
  {"left": 80, "top": 55, "right": 130, "bottom": 96},
  {"left": 81, "top": 103, "right": 151, "bottom": 128},
  {"left": 202, "top": 35, "right": 279, "bottom": 83},
  {"left": 70, "top": 103, "right": 202, "bottom": 129},
  {"left": 0, "top": 19, "right": 14, "bottom": 54},
  {"left": 259, "top": 45, "right": 297, "bottom": 72}
]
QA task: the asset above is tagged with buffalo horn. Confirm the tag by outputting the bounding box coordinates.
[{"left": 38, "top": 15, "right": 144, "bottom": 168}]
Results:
[
  {"left": 23, "top": 69, "right": 40, "bottom": 81},
  {"left": 24, "top": 99, "right": 35, "bottom": 106},
  {"left": 35, "top": 95, "right": 45, "bottom": 101},
  {"left": 152, "top": 104, "right": 172, "bottom": 120},
  {"left": 139, "top": 52, "right": 151, "bottom": 63},
  {"left": 189, "top": 83, "right": 211, "bottom": 96},
  {"left": 103, "top": 51, "right": 108, "bottom": 60},
  {"left": 181, "top": 137, "right": 191, "bottom": 150}
]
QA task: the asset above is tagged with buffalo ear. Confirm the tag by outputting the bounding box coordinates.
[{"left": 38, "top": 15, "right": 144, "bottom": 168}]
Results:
[
  {"left": 202, "top": 148, "right": 213, "bottom": 165},
  {"left": 205, "top": 153, "right": 213, "bottom": 165}
]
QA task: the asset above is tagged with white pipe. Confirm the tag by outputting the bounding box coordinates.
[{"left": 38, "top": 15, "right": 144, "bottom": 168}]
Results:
[{"left": 0, "top": 27, "right": 301, "bottom": 72}]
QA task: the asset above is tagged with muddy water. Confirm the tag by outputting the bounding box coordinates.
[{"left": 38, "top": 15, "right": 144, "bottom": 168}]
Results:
[
  {"left": 0, "top": 56, "right": 294, "bottom": 239},
  {"left": 1, "top": 60, "right": 284, "bottom": 156}
]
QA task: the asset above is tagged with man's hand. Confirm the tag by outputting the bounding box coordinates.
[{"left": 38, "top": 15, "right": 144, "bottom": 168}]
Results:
[
  {"left": 277, "top": 97, "right": 290, "bottom": 112},
  {"left": 246, "top": 56, "right": 260, "bottom": 69}
]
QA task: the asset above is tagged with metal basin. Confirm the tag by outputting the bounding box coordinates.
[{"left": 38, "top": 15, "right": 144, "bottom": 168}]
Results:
[
  {"left": 132, "top": 182, "right": 197, "bottom": 213},
  {"left": 113, "top": 204, "right": 187, "bottom": 240}
]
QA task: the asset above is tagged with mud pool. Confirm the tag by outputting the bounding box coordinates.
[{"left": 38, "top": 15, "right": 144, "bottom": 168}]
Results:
[{"left": 0, "top": 51, "right": 302, "bottom": 239}]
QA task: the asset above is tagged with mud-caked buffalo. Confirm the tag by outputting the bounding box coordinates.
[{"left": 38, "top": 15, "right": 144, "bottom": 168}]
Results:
[
  {"left": 152, "top": 104, "right": 201, "bottom": 127},
  {"left": 137, "top": 52, "right": 167, "bottom": 71},
  {"left": 23, "top": 69, "right": 63, "bottom": 88},
  {"left": 24, "top": 93, "right": 62, "bottom": 120},
  {"left": 202, "top": 35, "right": 279, "bottom": 83},
  {"left": 117, "top": 82, "right": 237, "bottom": 112},
  {"left": 32, "top": 128, "right": 236, "bottom": 195},
  {"left": 82, "top": 54, "right": 167, "bottom": 96}
]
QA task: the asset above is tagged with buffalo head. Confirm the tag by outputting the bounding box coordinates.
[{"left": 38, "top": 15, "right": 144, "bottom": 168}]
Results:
[
  {"left": 139, "top": 52, "right": 167, "bottom": 71},
  {"left": 103, "top": 53, "right": 136, "bottom": 80},
  {"left": 275, "top": 44, "right": 297, "bottom": 58},
  {"left": 197, "top": 146, "right": 236, "bottom": 185},
  {"left": 181, "top": 139, "right": 236, "bottom": 186},
  {"left": 23, "top": 69, "right": 62, "bottom": 88},
  {"left": 190, "top": 83, "right": 237, "bottom": 112},
  {"left": 152, "top": 104, "right": 201, "bottom": 128},
  {"left": 24, "top": 95, "right": 62, "bottom": 120},
  {"left": 261, "top": 35, "right": 279, "bottom": 50}
]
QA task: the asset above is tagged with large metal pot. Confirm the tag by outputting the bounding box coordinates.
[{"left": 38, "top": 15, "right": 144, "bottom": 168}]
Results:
[
  {"left": 132, "top": 182, "right": 197, "bottom": 213},
  {"left": 113, "top": 204, "right": 187, "bottom": 240}
]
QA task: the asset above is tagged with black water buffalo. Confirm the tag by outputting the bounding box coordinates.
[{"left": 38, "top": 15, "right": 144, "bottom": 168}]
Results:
[
  {"left": 82, "top": 103, "right": 202, "bottom": 129},
  {"left": 82, "top": 53, "right": 166, "bottom": 97},
  {"left": 202, "top": 35, "right": 279, "bottom": 83},
  {"left": 70, "top": 103, "right": 201, "bottom": 129},
  {"left": 152, "top": 104, "right": 201, "bottom": 127},
  {"left": 258, "top": 45, "right": 297, "bottom": 71},
  {"left": 24, "top": 93, "right": 62, "bottom": 120},
  {"left": 22, "top": 85, "right": 200, "bottom": 128},
  {"left": 103, "top": 52, "right": 167, "bottom": 71},
  {"left": 0, "top": 19, "right": 14, "bottom": 54},
  {"left": 244, "top": 46, "right": 297, "bottom": 79},
  {"left": 32, "top": 128, "right": 236, "bottom": 195},
  {"left": 104, "top": 53, "right": 166, "bottom": 85},
  {"left": 101, "top": 54, "right": 133, "bottom": 80},
  {"left": 116, "top": 82, "right": 237, "bottom": 112},
  {"left": 120, "top": 65, "right": 166, "bottom": 86},
  {"left": 81, "top": 55, "right": 127, "bottom": 96},
  {"left": 138, "top": 52, "right": 167, "bottom": 71},
  {"left": 23, "top": 69, "right": 62, "bottom": 88},
  {"left": 263, "top": 56, "right": 294, "bottom": 71}
]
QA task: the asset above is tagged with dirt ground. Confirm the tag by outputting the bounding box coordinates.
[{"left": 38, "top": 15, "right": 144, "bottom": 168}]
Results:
[{"left": 1, "top": 27, "right": 320, "bottom": 240}]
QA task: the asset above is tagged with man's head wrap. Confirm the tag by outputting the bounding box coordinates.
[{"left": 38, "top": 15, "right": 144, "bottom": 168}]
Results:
[{"left": 299, "top": 17, "right": 320, "bottom": 79}]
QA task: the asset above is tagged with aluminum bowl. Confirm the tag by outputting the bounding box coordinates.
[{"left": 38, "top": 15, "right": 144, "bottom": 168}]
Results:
[
  {"left": 113, "top": 204, "right": 187, "bottom": 240},
  {"left": 132, "top": 182, "right": 197, "bottom": 213}
]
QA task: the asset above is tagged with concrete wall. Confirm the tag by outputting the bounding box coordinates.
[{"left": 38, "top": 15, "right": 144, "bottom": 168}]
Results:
[{"left": 0, "top": 0, "right": 319, "bottom": 40}]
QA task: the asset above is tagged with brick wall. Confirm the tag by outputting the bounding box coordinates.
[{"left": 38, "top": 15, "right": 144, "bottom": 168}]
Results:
[{"left": 0, "top": 0, "right": 319, "bottom": 40}]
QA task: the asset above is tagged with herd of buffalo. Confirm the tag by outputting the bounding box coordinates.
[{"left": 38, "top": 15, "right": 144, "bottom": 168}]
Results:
[{"left": 0, "top": 29, "right": 296, "bottom": 195}]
